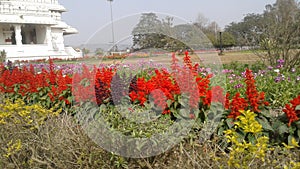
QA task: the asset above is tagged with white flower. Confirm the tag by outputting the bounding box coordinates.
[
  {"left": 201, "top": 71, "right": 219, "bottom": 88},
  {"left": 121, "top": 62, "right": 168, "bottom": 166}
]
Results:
[{"left": 274, "top": 69, "right": 280, "bottom": 73}]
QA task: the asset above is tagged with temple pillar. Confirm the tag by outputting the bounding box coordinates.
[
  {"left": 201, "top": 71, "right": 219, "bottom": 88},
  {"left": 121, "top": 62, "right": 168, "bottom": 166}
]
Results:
[
  {"left": 14, "top": 25, "right": 22, "bottom": 46},
  {"left": 45, "top": 26, "right": 52, "bottom": 47}
]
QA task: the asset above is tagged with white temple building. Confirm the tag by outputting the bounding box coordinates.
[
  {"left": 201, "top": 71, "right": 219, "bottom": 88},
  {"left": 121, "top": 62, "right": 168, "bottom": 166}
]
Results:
[{"left": 0, "top": 0, "right": 82, "bottom": 62}]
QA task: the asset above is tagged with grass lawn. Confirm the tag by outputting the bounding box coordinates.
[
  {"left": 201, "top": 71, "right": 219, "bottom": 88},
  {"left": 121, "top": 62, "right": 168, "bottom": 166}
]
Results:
[{"left": 52, "top": 50, "right": 261, "bottom": 66}]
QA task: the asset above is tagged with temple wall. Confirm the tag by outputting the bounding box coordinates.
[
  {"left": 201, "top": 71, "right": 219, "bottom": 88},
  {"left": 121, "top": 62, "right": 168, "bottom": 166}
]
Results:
[
  {"left": 0, "top": 0, "right": 58, "bottom": 4},
  {"left": 0, "top": 0, "right": 81, "bottom": 61},
  {"left": 51, "top": 28, "right": 64, "bottom": 51}
]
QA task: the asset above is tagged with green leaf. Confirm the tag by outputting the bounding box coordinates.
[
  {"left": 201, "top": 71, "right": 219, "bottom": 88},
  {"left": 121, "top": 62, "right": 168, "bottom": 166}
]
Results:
[
  {"left": 179, "top": 109, "right": 189, "bottom": 118},
  {"left": 226, "top": 118, "right": 234, "bottom": 128},
  {"left": 278, "top": 124, "right": 288, "bottom": 135},
  {"left": 178, "top": 98, "right": 186, "bottom": 107},
  {"left": 14, "top": 86, "right": 18, "bottom": 92},
  {"left": 247, "top": 134, "right": 256, "bottom": 144},
  {"left": 174, "top": 101, "right": 178, "bottom": 109},
  {"left": 295, "top": 105, "right": 300, "bottom": 111},
  {"left": 99, "top": 104, "right": 107, "bottom": 113},
  {"left": 32, "top": 94, "right": 37, "bottom": 101},
  {"left": 218, "top": 126, "right": 224, "bottom": 136},
  {"left": 167, "top": 99, "right": 172, "bottom": 107},
  {"left": 295, "top": 120, "right": 300, "bottom": 129},
  {"left": 260, "top": 109, "right": 272, "bottom": 118},
  {"left": 289, "top": 126, "right": 297, "bottom": 134},
  {"left": 46, "top": 100, "right": 50, "bottom": 108},
  {"left": 207, "top": 111, "right": 215, "bottom": 120},
  {"left": 288, "top": 135, "right": 293, "bottom": 146},
  {"left": 256, "top": 117, "right": 274, "bottom": 131},
  {"left": 39, "top": 90, "right": 44, "bottom": 96}
]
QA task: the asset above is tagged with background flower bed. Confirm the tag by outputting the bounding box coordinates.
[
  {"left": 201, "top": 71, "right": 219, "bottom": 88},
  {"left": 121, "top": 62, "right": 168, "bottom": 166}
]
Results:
[{"left": 0, "top": 53, "right": 299, "bottom": 168}]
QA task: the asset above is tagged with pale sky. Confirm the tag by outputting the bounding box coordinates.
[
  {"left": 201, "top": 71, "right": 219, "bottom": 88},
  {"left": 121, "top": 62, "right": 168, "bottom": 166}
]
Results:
[{"left": 59, "top": 0, "right": 276, "bottom": 47}]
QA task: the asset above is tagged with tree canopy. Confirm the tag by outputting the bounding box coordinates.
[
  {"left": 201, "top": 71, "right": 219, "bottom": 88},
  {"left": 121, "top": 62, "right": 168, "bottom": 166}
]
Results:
[
  {"left": 131, "top": 0, "right": 300, "bottom": 68},
  {"left": 131, "top": 13, "right": 191, "bottom": 52},
  {"left": 225, "top": 0, "right": 300, "bottom": 68},
  {"left": 131, "top": 13, "right": 219, "bottom": 52}
]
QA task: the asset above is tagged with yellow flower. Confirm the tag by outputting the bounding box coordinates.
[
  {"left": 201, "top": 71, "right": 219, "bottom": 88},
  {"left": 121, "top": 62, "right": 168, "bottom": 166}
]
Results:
[
  {"left": 0, "top": 99, "right": 60, "bottom": 129},
  {"left": 236, "top": 110, "right": 262, "bottom": 134},
  {"left": 4, "top": 139, "right": 22, "bottom": 158},
  {"left": 290, "top": 161, "right": 300, "bottom": 169},
  {"left": 283, "top": 137, "right": 300, "bottom": 149},
  {"left": 290, "top": 137, "right": 300, "bottom": 148}
]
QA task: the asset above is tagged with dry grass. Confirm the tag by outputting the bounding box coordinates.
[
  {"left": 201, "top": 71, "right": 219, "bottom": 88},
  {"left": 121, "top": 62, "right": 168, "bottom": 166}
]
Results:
[
  {"left": 55, "top": 51, "right": 261, "bottom": 66},
  {"left": 1, "top": 112, "right": 299, "bottom": 169},
  {"left": 218, "top": 51, "right": 260, "bottom": 64}
]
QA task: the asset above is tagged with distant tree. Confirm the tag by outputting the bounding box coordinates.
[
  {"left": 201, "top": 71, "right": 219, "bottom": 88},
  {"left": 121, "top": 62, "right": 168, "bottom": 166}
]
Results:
[
  {"left": 225, "top": 22, "right": 246, "bottom": 48},
  {"left": 207, "top": 32, "right": 236, "bottom": 49},
  {"left": 194, "top": 13, "right": 210, "bottom": 30},
  {"left": 131, "top": 13, "right": 191, "bottom": 52},
  {"left": 192, "top": 14, "right": 235, "bottom": 49},
  {"left": 82, "top": 48, "right": 90, "bottom": 56},
  {"left": 225, "top": 13, "right": 263, "bottom": 48},
  {"left": 172, "top": 24, "right": 207, "bottom": 50},
  {"left": 206, "top": 21, "right": 220, "bottom": 37},
  {"left": 95, "top": 48, "right": 104, "bottom": 56},
  {"left": 132, "top": 13, "right": 163, "bottom": 50},
  {"left": 258, "top": 0, "right": 300, "bottom": 68},
  {"left": 222, "top": 32, "right": 236, "bottom": 48},
  {"left": 225, "top": 0, "right": 300, "bottom": 68}
]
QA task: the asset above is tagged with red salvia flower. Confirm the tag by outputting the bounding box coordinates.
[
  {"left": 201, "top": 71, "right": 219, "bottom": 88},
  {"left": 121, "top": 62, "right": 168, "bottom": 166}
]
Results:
[
  {"left": 73, "top": 65, "right": 97, "bottom": 103},
  {"left": 94, "top": 67, "right": 115, "bottom": 105},
  {"left": 0, "top": 59, "right": 73, "bottom": 110},
  {"left": 227, "top": 93, "right": 248, "bottom": 119},
  {"left": 245, "top": 69, "right": 268, "bottom": 112},
  {"left": 283, "top": 95, "right": 300, "bottom": 126}
]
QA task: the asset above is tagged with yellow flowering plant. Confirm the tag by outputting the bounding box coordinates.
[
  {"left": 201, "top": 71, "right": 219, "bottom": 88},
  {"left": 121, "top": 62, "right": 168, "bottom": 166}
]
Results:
[
  {"left": 0, "top": 98, "right": 61, "bottom": 129},
  {"left": 224, "top": 110, "right": 270, "bottom": 168},
  {"left": 3, "top": 139, "right": 22, "bottom": 158},
  {"left": 0, "top": 98, "right": 61, "bottom": 168}
]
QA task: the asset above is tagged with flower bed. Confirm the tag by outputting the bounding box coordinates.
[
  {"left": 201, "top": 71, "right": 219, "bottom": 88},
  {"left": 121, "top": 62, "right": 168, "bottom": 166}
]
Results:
[{"left": 0, "top": 52, "right": 299, "bottom": 168}]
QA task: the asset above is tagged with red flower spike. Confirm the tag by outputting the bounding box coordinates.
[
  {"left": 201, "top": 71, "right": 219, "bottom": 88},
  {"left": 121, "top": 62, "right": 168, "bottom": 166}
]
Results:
[
  {"left": 227, "top": 93, "right": 248, "bottom": 119},
  {"left": 245, "top": 69, "right": 268, "bottom": 112},
  {"left": 283, "top": 95, "right": 300, "bottom": 126}
]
